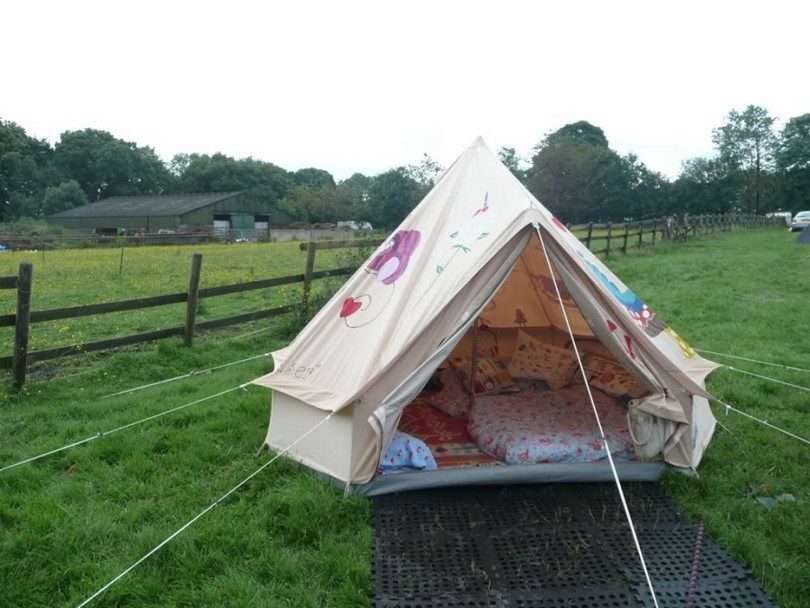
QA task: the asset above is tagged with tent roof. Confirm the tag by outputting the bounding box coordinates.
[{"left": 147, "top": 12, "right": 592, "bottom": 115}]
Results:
[{"left": 253, "top": 137, "right": 719, "bottom": 417}]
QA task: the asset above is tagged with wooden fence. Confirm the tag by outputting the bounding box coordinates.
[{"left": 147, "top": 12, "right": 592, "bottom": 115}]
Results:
[
  {"left": 566, "top": 213, "right": 775, "bottom": 255},
  {"left": 0, "top": 212, "right": 781, "bottom": 386},
  {"left": 0, "top": 252, "right": 359, "bottom": 386}
]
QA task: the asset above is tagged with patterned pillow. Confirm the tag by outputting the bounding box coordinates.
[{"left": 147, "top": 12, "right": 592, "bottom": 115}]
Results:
[
  {"left": 449, "top": 349, "right": 518, "bottom": 397},
  {"left": 507, "top": 330, "right": 578, "bottom": 389},
  {"left": 568, "top": 354, "right": 590, "bottom": 385},
  {"left": 425, "top": 367, "right": 472, "bottom": 419},
  {"left": 585, "top": 355, "right": 647, "bottom": 398}
]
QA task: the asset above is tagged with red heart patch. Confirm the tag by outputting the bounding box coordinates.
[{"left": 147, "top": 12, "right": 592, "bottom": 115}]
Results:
[{"left": 340, "top": 297, "right": 362, "bottom": 318}]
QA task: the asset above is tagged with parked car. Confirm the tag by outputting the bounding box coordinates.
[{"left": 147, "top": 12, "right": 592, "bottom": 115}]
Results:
[{"left": 789, "top": 211, "right": 810, "bottom": 232}]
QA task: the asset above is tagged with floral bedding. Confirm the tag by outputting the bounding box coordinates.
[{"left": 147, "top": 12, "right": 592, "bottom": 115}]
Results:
[{"left": 467, "top": 386, "right": 635, "bottom": 465}]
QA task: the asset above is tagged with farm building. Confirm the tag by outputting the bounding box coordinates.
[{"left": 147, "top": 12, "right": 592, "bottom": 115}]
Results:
[{"left": 48, "top": 192, "right": 292, "bottom": 234}]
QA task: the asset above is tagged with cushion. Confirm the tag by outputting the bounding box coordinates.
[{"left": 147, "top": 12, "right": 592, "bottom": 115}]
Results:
[
  {"left": 584, "top": 355, "right": 647, "bottom": 398},
  {"left": 567, "top": 341, "right": 610, "bottom": 385},
  {"left": 449, "top": 348, "right": 518, "bottom": 397},
  {"left": 379, "top": 431, "right": 437, "bottom": 474},
  {"left": 507, "top": 330, "right": 578, "bottom": 389},
  {"left": 425, "top": 367, "right": 472, "bottom": 419}
]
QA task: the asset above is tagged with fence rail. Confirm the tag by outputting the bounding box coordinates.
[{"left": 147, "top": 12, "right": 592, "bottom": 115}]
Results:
[
  {"left": 0, "top": 257, "right": 357, "bottom": 384},
  {"left": 0, "top": 212, "right": 782, "bottom": 386}
]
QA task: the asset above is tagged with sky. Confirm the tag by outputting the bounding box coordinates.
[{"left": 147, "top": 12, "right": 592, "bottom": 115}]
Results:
[{"left": 2, "top": 0, "right": 808, "bottom": 181}]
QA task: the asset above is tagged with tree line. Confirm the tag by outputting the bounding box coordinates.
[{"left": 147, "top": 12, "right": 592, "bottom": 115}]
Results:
[{"left": 1, "top": 104, "right": 807, "bottom": 229}]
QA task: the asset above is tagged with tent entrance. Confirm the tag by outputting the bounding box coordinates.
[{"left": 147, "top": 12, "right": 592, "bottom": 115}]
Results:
[{"left": 376, "top": 231, "right": 664, "bottom": 484}]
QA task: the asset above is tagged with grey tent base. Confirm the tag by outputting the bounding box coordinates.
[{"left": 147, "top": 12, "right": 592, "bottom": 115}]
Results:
[
  {"left": 797, "top": 225, "right": 810, "bottom": 244},
  {"left": 351, "top": 461, "right": 667, "bottom": 496}
]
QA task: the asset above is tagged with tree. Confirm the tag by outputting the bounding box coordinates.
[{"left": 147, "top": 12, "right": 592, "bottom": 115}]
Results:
[
  {"left": 53, "top": 129, "right": 172, "bottom": 200},
  {"left": 405, "top": 153, "right": 443, "bottom": 190},
  {"left": 775, "top": 113, "right": 810, "bottom": 211},
  {"left": 498, "top": 146, "right": 528, "bottom": 183},
  {"left": 333, "top": 173, "right": 372, "bottom": 219},
  {"left": 545, "top": 120, "right": 609, "bottom": 149},
  {"left": 0, "top": 120, "right": 54, "bottom": 220},
  {"left": 41, "top": 180, "right": 88, "bottom": 216},
  {"left": 293, "top": 168, "right": 336, "bottom": 189},
  {"left": 278, "top": 184, "right": 345, "bottom": 224},
  {"left": 360, "top": 168, "right": 423, "bottom": 229},
  {"left": 622, "top": 154, "right": 673, "bottom": 218},
  {"left": 527, "top": 122, "right": 633, "bottom": 223},
  {"left": 672, "top": 157, "right": 739, "bottom": 214},
  {"left": 174, "top": 153, "right": 294, "bottom": 205},
  {"left": 169, "top": 153, "right": 192, "bottom": 177},
  {"left": 712, "top": 105, "right": 777, "bottom": 213}
]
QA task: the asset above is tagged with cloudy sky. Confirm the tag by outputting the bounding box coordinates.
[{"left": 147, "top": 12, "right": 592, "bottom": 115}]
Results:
[{"left": 3, "top": 0, "right": 807, "bottom": 180}]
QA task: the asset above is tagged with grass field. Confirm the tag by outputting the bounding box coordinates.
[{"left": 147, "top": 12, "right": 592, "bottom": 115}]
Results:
[
  {"left": 0, "top": 228, "right": 807, "bottom": 607},
  {"left": 0, "top": 242, "right": 349, "bottom": 352}
]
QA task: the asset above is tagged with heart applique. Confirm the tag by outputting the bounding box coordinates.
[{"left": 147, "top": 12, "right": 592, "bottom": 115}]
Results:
[{"left": 340, "top": 297, "right": 363, "bottom": 318}]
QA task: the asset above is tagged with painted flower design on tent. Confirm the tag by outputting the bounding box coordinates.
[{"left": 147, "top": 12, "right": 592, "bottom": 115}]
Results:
[
  {"left": 437, "top": 192, "right": 492, "bottom": 272},
  {"left": 417, "top": 192, "right": 494, "bottom": 304},
  {"left": 580, "top": 257, "right": 665, "bottom": 336},
  {"left": 340, "top": 229, "right": 421, "bottom": 327},
  {"left": 367, "top": 229, "right": 421, "bottom": 284},
  {"left": 664, "top": 327, "right": 696, "bottom": 358}
]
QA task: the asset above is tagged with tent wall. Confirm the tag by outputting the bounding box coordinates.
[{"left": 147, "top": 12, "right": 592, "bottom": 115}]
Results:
[
  {"left": 265, "top": 392, "right": 355, "bottom": 482},
  {"left": 663, "top": 394, "right": 716, "bottom": 468}
]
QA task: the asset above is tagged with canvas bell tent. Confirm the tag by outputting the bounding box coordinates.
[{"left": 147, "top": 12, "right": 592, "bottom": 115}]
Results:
[{"left": 252, "top": 137, "right": 720, "bottom": 495}]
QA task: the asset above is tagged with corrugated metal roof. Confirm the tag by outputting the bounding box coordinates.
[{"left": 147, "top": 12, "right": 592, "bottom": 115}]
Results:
[{"left": 49, "top": 192, "right": 240, "bottom": 218}]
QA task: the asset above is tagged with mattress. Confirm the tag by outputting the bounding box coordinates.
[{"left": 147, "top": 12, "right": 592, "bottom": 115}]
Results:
[{"left": 467, "top": 386, "right": 635, "bottom": 465}]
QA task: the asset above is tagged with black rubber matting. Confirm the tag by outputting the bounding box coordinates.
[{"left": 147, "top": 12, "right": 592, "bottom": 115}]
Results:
[{"left": 371, "top": 483, "right": 776, "bottom": 607}]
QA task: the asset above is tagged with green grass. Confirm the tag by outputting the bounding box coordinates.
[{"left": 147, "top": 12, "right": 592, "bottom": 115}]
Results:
[
  {"left": 0, "top": 228, "right": 807, "bottom": 607},
  {"left": 0, "top": 333, "right": 371, "bottom": 607},
  {"left": 0, "top": 241, "right": 346, "bottom": 351},
  {"left": 605, "top": 229, "right": 809, "bottom": 606}
]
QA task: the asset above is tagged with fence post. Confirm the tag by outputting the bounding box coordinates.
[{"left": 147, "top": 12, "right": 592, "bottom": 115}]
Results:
[
  {"left": 638, "top": 221, "right": 644, "bottom": 249},
  {"left": 605, "top": 222, "right": 612, "bottom": 255},
  {"left": 12, "top": 262, "right": 33, "bottom": 388},
  {"left": 184, "top": 253, "right": 203, "bottom": 346},
  {"left": 585, "top": 222, "right": 594, "bottom": 251},
  {"left": 622, "top": 222, "right": 630, "bottom": 253},
  {"left": 651, "top": 218, "right": 657, "bottom": 246},
  {"left": 303, "top": 241, "right": 317, "bottom": 307}
]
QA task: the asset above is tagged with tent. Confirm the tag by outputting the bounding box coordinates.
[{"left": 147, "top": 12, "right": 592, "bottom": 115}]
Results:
[{"left": 252, "top": 138, "right": 720, "bottom": 495}]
